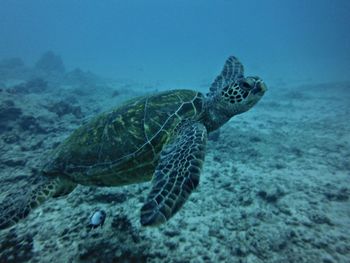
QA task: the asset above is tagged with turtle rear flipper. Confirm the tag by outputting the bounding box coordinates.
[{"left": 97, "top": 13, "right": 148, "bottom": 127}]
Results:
[
  {"left": 141, "top": 122, "right": 207, "bottom": 226},
  {"left": 0, "top": 176, "right": 76, "bottom": 229}
]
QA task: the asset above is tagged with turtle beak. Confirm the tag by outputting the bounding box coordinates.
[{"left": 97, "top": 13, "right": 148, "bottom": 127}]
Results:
[{"left": 252, "top": 80, "right": 267, "bottom": 95}]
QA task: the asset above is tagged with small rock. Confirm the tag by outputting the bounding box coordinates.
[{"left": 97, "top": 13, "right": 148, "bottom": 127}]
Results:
[
  {"left": 309, "top": 212, "right": 333, "bottom": 225},
  {"left": 322, "top": 256, "right": 335, "bottom": 263},
  {"left": 3, "top": 134, "right": 20, "bottom": 144},
  {"left": 60, "top": 228, "right": 69, "bottom": 237},
  {"left": 324, "top": 187, "right": 349, "bottom": 202},
  {"left": 91, "top": 232, "right": 100, "bottom": 239},
  {"left": 2, "top": 100, "right": 15, "bottom": 107},
  {"left": 92, "top": 191, "right": 127, "bottom": 204},
  {"left": 111, "top": 214, "right": 133, "bottom": 231},
  {"left": 274, "top": 162, "right": 286, "bottom": 169},
  {"left": 46, "top": 101, "right": 83, "bottom": 118},
  {"left": 257, "top": 186, "right": 285, "bottom": 203},
  {"left": 164, "top": 229, "right": 180, "bottom": 237},
  {"left": 249, "top": 136, "right": 262, "bottom": 142},
  {"left": 2, "top": 158, "right": 26, "bottom": 167},
  {"left": 234, "top": 246, "right": 248, "bottom": 257},
  {"left": 238, "top": 195, "right": 253, "bottom": 206},
  {"left": 111, "top": 89, "right": 120, "bottom": 97},
  {"left": 0, "top": 231, "right": 33, "bottom": 262},
  {"left": 164, "top": 240, "right": 178, "bottom": 250},
  {"left": 19, "top": 115, "right": 47, "bottom": 133},
  {"left": 29, "top": 140, "right": 44, "bottom": 150},
  {"left": 0, "top": 105, "right": 22, "bottom": 121}
]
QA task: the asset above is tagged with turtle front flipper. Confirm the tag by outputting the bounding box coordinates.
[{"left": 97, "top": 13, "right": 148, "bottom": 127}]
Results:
[
  {"left": 141, "top": 122, "right": 207, "bottom": 226},
  {"left": 0, "top": 175, "right": 76, "bottom": 229},
  {"left": 208, "top": 56, "right": 244, "bottom": 96}
]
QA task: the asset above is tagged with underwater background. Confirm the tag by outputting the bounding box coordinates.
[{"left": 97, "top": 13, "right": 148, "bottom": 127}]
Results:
[{"left": 0, "top": 0, "right": 349, "bottom": 262}]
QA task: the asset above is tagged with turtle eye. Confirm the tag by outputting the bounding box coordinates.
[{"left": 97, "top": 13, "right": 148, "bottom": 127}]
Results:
[{"left": 240, "top": 82, "right": 251, "bottom": 91}]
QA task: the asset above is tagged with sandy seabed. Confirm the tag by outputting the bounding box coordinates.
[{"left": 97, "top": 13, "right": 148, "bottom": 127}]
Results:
[{"left": 0, "top": 70, "right": 349, "bottom": 263}]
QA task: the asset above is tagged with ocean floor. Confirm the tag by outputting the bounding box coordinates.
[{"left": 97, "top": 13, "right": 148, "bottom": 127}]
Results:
[{"left": 0, "top": 56, "right": 349, "bottom": 263}]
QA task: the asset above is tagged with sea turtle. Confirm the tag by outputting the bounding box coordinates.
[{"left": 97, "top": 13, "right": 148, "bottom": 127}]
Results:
[{"left": 0, "top": 56, "right": 266, "bottom": 229}]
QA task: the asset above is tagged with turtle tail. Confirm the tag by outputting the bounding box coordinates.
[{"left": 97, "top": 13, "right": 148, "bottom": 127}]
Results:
[{"left": 0, "top": 174, "right": 76, "bottom": 230}]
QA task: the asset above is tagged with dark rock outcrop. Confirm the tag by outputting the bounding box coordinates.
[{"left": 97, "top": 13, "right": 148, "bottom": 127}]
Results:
[
  {"left": 0, "top": 230, "right": 34, "bottom": 263},
  {"left": 7, "top": 78, "right": 48, "bottom": 94},
  {"left": 19, "top": 115, "right": 47, "bottom": 134},
  {"left": 0, "top": 101, "right": 22, "bottom": 132},
  {"left": 35, "top": 51, "right": 65, "bottom": 74}
]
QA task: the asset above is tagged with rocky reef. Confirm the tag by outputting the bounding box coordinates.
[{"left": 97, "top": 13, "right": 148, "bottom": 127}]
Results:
[{"left": 0, "top": 54, "right": 349, "bottom": 262}]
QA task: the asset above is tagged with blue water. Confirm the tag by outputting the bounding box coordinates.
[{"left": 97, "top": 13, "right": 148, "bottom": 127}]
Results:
[
  {"left": 1, "top": 1, "right": 350, "bottom": 262},
  {"left": 1, "top": 0, "right": 349, "bottom": 87}
]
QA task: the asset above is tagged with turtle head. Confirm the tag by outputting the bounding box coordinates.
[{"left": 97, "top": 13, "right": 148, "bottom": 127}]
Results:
[
  {"left": 204, "top": 56, "right": 267, "bottom": 131},
  {"left": 220, "top": 76, "right": 267, "bottom": 116}
]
